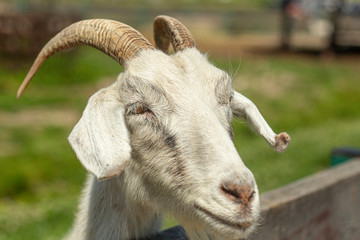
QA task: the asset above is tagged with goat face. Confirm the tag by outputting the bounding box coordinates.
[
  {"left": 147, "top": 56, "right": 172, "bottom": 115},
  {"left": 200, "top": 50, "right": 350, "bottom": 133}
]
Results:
[
  {"left": 18, "top": 17, "right": 280, "bottom": 240},
  {"left": 68, "top": 48, "right": 260, "bottom": 239}
]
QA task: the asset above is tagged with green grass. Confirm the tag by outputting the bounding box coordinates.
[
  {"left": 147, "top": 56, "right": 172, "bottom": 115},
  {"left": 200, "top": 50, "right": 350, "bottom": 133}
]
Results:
[{"left": 1, "top": 48, "right": 360, "bottom": 239}]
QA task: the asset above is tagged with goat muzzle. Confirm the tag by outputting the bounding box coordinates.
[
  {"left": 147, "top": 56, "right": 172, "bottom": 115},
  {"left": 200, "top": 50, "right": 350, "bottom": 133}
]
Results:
[{"left": 221, "top": 182, "right": 255, "bottom": 206}]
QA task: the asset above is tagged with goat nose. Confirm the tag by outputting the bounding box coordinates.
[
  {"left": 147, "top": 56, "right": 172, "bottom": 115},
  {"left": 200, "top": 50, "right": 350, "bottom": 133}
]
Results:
[{"left": 221, "top": 182, "right": 255, "bottom": 205}]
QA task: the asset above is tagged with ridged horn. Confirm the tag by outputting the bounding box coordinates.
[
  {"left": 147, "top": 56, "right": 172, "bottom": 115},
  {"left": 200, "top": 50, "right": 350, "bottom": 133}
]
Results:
[
  {"left": 17, "top": 19, "right": 154, "bottom": 98},
  {"left": 154, "top": 15, "right": 196, "bottom": 54}
]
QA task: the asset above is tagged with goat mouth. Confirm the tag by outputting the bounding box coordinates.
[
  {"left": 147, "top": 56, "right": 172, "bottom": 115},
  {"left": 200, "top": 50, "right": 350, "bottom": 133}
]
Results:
[{"left": 194, "top": 204, "right": 253, "bottom": 231}]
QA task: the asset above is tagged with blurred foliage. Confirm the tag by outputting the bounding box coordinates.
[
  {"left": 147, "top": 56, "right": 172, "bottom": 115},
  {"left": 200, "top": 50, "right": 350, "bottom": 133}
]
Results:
[{"left": 1, "top": 46, "right": 360, "bottom": 239}]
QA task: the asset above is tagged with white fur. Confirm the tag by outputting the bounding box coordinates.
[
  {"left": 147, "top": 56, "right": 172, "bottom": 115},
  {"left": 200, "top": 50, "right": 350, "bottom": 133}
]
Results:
[{"left": 65, "top": 48, "right": 289, "bottom": 240}]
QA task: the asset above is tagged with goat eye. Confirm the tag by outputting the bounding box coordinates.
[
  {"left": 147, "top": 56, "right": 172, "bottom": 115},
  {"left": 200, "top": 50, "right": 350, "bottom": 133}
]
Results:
[
  {"left": 136, "top": 105, "right": 145, "bottom": 114},
  {"left": 126, "top": 103, "right": 154, "bottom": 117},
  {"left": 135, "top": 104, "right": 152, "bottom": 115}
]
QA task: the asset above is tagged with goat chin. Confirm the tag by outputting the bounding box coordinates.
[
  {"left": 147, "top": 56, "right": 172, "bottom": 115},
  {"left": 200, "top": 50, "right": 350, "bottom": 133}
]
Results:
[{"left": 179, "top": 210, "right": 260, "bottom": 240}]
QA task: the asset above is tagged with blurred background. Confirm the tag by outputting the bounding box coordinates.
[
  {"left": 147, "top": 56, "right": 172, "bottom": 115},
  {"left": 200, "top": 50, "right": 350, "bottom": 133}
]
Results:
[{"left": 0, "top": 0, "right": 359, "bottom": 239}]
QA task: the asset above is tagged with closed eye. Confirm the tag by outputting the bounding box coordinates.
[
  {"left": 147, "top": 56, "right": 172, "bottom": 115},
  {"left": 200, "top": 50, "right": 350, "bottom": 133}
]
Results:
[
  {"left": 135, "top": 104, "right": 151, "bottom": 115},
  {"left": 126, "top": 102, "right": 154, "bottom": 116}
]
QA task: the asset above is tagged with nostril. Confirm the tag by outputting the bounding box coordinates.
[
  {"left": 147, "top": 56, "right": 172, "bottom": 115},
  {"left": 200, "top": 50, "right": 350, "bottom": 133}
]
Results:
[
  {"left": 221, "top": 184, "right": 241, "bottom": 199},
  {"left": 221, "top": 183, "right": 255, "bottom": 205}
]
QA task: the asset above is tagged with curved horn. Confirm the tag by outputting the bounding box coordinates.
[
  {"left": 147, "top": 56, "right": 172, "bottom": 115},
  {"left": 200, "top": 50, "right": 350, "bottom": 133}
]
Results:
[
  {"left": 17, "top": 19, "right": 154, "bottom": 98},
  {"left": 154, "top": 15, "right": 196, "bottom": 54}
]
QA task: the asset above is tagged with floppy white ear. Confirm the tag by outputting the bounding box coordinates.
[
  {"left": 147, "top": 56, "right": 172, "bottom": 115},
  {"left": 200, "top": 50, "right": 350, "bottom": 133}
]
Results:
[{"left": 68, "top": 84, "right": 131, "bottom": 180}]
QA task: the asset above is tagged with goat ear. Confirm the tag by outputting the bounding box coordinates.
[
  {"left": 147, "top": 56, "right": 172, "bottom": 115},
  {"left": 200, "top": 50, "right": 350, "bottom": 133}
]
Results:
[
  {"left": 68, "top": 84, "right": 131, "bottom": 181},
  {"left": 230, "top": 91, "right": 251, "bottom": 119},
  {"left": 230, "top": 91, "right": 291, "bottom": 152}
]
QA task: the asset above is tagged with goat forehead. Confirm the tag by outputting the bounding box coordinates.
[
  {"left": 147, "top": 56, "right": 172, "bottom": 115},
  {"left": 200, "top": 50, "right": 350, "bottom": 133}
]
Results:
[
  {"left": 124, "top": 49, "right": 229, "bottom": 101},
  {"left": 173, "top": 48, "right": 226, "bottom": 82}
]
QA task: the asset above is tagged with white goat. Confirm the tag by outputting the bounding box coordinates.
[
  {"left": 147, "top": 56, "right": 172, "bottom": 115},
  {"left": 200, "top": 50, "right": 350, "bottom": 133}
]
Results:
[{"left": 17, "top": 16, "right": 290, "bottom": 240}]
